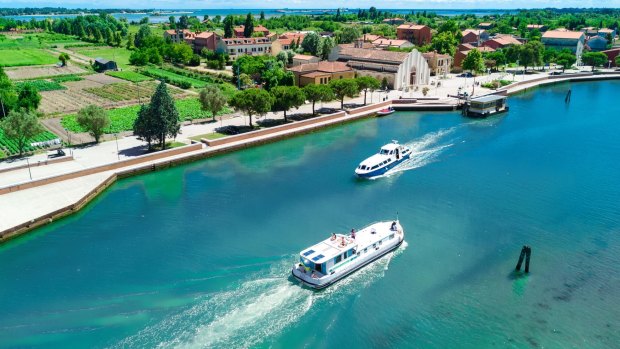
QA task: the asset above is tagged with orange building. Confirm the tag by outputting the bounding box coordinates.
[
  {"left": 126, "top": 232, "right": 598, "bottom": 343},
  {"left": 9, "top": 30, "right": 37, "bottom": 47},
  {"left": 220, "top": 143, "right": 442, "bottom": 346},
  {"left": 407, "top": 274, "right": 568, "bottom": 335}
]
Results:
[{"left": 396, "top": 24, "right": 432, "bottom": 46}]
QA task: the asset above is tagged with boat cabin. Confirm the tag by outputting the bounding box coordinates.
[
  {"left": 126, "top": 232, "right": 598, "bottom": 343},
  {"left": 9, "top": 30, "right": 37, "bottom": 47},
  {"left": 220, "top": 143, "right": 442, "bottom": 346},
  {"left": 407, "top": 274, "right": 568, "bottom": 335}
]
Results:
[
  {"left": 299, "top": 235, "right": 358, "bottom": 276},
  {"left": 463, "top": 94, "right": 508, "bottom": 117}
]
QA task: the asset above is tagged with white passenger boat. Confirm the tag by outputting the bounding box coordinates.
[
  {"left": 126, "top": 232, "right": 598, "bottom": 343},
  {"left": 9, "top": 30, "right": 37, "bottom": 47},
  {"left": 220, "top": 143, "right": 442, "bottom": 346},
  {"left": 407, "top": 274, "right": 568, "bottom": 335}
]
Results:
[
  {"left": 292, "top": 220, "right": 405, "bottom": 289},
  {"left": 376, "top": 106, "right": 395, "bottom": 116},
  {"left": 355, "top": 141, "right": 412, "bottom": 178}
]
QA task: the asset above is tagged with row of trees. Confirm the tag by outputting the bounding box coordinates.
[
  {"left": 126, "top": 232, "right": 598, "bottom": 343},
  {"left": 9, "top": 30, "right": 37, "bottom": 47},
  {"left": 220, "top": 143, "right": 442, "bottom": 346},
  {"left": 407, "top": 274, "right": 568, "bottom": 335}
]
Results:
[
  {"left": 227, "top": 76, "right": 382, "bottom": 127},
  {"left": 0, "top": 67, "right": 42, "bottom": 118}
]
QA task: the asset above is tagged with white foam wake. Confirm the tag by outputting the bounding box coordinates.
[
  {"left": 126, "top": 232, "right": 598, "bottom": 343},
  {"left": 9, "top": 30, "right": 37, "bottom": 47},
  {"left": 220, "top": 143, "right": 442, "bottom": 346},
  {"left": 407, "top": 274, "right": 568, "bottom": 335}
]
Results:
[{"left": 112, "top": 246, "right": 409, "bottom": 349}]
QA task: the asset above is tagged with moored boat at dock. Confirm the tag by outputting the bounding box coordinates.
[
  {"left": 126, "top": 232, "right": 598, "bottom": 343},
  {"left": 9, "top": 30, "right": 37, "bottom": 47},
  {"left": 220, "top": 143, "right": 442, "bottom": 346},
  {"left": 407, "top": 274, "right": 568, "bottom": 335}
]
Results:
[
  {"left": 355, "top": 141, "right": 412, "bottom": 178},
  {"left": 292, "top": 220, "right": 405, "bottom": 289}
]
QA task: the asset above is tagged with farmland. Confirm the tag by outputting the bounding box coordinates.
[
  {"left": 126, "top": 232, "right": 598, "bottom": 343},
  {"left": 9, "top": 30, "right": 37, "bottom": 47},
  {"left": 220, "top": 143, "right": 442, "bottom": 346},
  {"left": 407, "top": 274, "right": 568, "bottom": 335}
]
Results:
[
  {"left": 0, "top": 48, "right": 58, "bottom": 67},
  {"left": 0, "top": 129, "right": 59, "bottom": 158},
  {"left": 72, "top": 46, "right": 132, "bottom": 69},
  {"left": 84, "top": 81, "right": 181, "bottom": 102},
  {"left": 61, "top": 98, "right": 232, "bottom": 134},
  {"left": 15, "top": 79, "right": 66, "bottom": 91},
  {"left": 4, "top": 65, "right": 87, "bottom": 80},
  {"left": 143, "top": 67, "right": 208, "bottom": 88},
  {"left": 106, "top": 71, "right": 152, "bottom": 83}
]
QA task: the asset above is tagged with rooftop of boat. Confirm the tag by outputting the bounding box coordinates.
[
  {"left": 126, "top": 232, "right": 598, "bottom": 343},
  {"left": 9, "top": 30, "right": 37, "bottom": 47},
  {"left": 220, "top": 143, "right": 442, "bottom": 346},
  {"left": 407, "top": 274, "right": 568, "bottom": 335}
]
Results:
[{"left": 300, "top": 221, "right": 399, "bottom": 264}]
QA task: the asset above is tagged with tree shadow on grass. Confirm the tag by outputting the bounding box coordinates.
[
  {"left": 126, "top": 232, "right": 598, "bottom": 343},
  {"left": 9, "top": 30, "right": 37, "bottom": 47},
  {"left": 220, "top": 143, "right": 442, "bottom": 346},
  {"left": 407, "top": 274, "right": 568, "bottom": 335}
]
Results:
[
  {"left": 287, "top": 113, "right": 317, "bottom": 122},
  {"left": 215, "top": 125, "right": 256, "bottom": 135},
  {"left": 119, "top": 144, "right": 149, "bottom": 157},
  {"left": 257, "top": 118, "right": 291, "bottom": 128}
]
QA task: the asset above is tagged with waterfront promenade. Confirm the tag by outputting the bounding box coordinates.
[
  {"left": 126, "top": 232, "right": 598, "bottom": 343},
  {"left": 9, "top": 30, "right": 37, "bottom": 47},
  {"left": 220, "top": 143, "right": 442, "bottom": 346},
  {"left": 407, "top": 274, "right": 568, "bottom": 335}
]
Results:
[{"left": 1, "top": 69, "right": 619, "bottom": 241}]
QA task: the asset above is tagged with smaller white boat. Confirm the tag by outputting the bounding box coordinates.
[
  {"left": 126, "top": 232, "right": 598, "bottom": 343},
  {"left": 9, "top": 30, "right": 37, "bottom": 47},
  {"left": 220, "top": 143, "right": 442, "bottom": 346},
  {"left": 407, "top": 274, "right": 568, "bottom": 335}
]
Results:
[
  {"left": 355, "top": 141, "right": 412, "bottom": 178},
  {"left": 376, "top": 106, "right": 395, "bottom": 116},
  {"left": 292, "top": 220, "right": 405, "bottom": 289}
]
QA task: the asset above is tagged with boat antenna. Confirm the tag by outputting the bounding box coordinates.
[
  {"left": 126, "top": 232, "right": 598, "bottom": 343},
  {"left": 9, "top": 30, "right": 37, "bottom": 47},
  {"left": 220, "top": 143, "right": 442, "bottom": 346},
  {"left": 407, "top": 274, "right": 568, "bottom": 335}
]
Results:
[{"left": 396, "top": 211, "right": 399, "bottom": 221}]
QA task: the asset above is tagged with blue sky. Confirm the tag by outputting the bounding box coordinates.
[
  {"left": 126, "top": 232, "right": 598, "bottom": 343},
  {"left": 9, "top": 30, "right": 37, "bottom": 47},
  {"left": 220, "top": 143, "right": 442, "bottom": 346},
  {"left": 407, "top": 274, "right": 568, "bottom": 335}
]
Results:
[{"left": 0, "top": 0, "right": 615, "bottom": 9}]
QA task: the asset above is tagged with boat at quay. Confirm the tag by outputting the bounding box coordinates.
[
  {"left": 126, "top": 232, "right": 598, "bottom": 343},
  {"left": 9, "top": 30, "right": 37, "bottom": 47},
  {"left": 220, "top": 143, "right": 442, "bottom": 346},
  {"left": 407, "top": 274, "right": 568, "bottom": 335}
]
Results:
[{"left": 292, "top": 220, "right": 404, "bottom": 289}]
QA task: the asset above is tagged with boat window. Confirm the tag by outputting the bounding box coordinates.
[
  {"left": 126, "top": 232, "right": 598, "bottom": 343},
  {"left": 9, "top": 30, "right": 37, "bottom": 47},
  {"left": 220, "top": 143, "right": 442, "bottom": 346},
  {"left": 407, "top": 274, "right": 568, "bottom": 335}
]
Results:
[
  {"left": 312, "top": 254, "right": 324, "bottom": 262},
  {"left": 389, "top": 234, "right": 394, "bottom": 239},
  {"left": 373, "top": 243, "right": 377, "bottom": 248},
  {"left": 343, "top": 252, "right": 348, "bottom": 260},
  {"left": 335, "top": 255, "right": 342, "bottom": 264},
  {"left": 380, "top": 149, "right": 389, "bottom": 155},
  {"left": 303, "top": 249, "right": 314, "bottom": 256},
  {"left": 364, "top": 248, "right": 368, "bottom": 253}
]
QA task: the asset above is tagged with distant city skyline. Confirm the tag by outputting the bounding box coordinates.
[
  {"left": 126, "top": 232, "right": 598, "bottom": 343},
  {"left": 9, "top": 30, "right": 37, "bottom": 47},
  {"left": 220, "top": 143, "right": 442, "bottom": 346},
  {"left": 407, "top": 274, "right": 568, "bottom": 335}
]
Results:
[{"left": 0, "top": 0, "right": 618, "bottom": 10}]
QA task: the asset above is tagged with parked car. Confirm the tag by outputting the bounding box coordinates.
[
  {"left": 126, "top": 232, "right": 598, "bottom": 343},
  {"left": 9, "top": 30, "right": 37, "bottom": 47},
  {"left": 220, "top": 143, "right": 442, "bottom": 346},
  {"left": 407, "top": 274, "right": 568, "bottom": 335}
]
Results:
[{"left": 458, "top": 72, "right": 473, "bottom": 78}]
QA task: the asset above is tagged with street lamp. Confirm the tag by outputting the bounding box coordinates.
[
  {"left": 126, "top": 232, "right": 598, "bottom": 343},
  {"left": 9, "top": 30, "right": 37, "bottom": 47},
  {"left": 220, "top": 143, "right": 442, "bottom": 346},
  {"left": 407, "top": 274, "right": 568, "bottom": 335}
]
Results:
[
  {"left": 609, "top": 60, "right": 612, "bottom": 69},
  {"left": 114, "top": 134, "right": 120, "bottom": 160},
  {"left": 25, "top": 158, "right": 32, "bottom": 180}
]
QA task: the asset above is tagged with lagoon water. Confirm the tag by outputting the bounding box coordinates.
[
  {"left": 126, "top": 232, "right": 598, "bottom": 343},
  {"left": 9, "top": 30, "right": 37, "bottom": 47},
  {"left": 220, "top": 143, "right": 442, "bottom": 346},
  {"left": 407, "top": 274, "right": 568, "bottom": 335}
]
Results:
[{"left": 1, "top": 81, "right": 619, "bottom": 348}]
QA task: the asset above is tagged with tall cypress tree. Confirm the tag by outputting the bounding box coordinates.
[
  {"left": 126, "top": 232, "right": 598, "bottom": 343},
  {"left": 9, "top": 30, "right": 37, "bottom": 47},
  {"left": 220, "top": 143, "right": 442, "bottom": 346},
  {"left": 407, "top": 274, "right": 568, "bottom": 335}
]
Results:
[
  {"left": 150, "top": 81, "right": 180, "bottom": 149},
  {"left": 244, "top": 13, "right": 254, "bottom": 37}
]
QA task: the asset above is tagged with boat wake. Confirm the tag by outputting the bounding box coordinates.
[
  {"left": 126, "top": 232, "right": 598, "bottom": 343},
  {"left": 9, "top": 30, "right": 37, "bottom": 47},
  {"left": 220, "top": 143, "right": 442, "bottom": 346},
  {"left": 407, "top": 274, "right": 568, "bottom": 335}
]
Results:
[
  {"left": 374, "top": 128, "right": 456, "bottom": 179},
  {"left": 111, "top": 244, "right": 408, "bottom": 349}
]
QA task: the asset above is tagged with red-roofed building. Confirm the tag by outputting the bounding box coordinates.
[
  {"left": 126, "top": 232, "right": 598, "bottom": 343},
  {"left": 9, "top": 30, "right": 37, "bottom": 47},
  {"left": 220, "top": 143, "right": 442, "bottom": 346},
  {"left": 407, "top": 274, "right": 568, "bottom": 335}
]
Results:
[
  {"left": 526, "top": 24, "right": 547, "bottom": 32},
  {"left": 164, "top": 29, "right": 196, "bottom": 45},
  {"left": 397, "top": 24, "right": 432, "bottom": 46},
  {"left": 461, "top": 29, "right": 489, "bottom": 45},
  {"left": 372, "top": 38, "right": 414, "bottom": 49},
  {"left": 454, "top": 46, "right": 495, "bottom": 68},
  {"left": 219, "top": 37, "right": 273, "bottom": 60},
  {"left": 194, "top": 31, "right": 220, "bottom": 53},
  {"left": 482, "top": 35, "right": 523, "bottom": 50},
  {"left": 287, "top": 61, "right": 355, "bottom": 87},
  {"left": 234, "top": 25, "right": 270, "bottom": 38},
  {"left": 292, "top": 54, "right": 320, "bottom": 66}
]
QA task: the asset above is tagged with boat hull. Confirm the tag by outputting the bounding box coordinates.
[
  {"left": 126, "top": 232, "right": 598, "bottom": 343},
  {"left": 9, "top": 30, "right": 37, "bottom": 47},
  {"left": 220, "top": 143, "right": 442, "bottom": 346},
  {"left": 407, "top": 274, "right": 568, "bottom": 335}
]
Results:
[
  {"left": 355, "top": 153, "right": 411, "bottom": 179},
  {"left": 292, "top": 238, "right": 403, "bottom": 290}
]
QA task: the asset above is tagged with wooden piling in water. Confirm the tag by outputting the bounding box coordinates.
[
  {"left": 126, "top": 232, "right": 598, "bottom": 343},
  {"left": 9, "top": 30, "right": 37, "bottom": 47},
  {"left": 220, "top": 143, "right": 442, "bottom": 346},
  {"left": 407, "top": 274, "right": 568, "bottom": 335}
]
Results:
[{"left": 515, "top": 245, "right": 532, "bottom": 273}]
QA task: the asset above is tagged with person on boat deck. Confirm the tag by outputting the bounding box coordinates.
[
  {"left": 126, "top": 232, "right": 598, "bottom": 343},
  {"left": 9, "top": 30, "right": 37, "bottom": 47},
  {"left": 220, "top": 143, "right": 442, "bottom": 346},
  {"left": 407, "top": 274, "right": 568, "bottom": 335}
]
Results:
[
  {"left": 391, "top": 221, "right": 397, "bottom": 231},
  {"left": 340, "top": 237, "right": 346, "bottom": 246},
  {"left": 331, "top": 233, "right": 336, "bottom": 241},
  {"left": 350, "top": 229, "right": 356, "bottom": 239}
]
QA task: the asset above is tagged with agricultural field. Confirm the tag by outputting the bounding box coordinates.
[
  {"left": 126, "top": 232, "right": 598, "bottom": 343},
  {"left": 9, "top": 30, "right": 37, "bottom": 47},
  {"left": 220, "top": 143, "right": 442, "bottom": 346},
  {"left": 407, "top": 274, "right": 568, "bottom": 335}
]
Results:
[
  {"left": 4, "top": 65, "right": 87, "bottom": 80},
  {"left": 72, "top": 46, "right": 132, "bottom": 69},
  {"left": 0, "top": 129, "right": 59, "bottom": 158},
  {"left": 0, "top": 48, "right": 58, "bottom": 67},
  {"left": 61, "top": 98, "right": 232, "bottom": 134},
  {"left": 84, "top": 81, "right": 181, "bottom": 102},
  {"left": 105, "top": 71, "right": 152, "bottom": 83},
  {"left": 143, "top": 67, "right": 208, "bottom": 88},
  {"left": 15, "top": 79, "right": 66, "bottom": 92}
]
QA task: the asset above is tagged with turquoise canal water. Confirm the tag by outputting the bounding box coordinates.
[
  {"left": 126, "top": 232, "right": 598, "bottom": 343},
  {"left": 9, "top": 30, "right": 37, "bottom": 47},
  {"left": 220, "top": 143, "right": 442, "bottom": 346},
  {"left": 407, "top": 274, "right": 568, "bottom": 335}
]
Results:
[{"left": 1, "top": 80, "right": 620, "bottom": 348}]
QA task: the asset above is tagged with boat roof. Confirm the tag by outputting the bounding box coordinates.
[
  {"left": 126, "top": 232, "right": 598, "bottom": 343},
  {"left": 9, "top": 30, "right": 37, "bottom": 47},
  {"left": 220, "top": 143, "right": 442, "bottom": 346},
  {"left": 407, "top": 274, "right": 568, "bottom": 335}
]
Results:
[
  {"left": 470, "top": 94, "right": 506, "bottom": 103},
  {"left": 380, "top": 142, "right": 401, "bottom": 151},
  {"left": 300, "top": 221, "right": 398, "bottom": 264}
]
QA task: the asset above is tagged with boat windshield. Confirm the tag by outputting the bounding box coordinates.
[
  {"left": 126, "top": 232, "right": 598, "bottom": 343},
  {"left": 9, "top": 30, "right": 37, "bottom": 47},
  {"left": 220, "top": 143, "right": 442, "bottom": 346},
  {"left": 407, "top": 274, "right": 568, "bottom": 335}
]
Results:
[{"left": 380, "top": 149, "right": 390, "bottom": 155}]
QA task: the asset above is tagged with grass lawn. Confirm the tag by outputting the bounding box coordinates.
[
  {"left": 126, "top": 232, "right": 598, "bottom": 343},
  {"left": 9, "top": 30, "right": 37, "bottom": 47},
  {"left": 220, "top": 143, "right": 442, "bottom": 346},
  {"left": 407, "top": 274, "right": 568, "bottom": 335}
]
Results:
[
  {"left": 143, "top": 67, "right": 208, "bottom": 88},
  {"left": 0, "top": 48, "right": 58, "bottom": 67},
  {"left": 15, "top": 79, "right": 66, "bottom": 91},
  {"left": 61, "top": 98, "right": 233, "bottom": 134},
  {"left": 189, "top": 132, "right": 227, "bottom": 141},
  {"left": 73, "top": 46, "right": 132, "bottom": 69},
  {"left": 106, "top": 71, "right": 152, "bottom": 82}
]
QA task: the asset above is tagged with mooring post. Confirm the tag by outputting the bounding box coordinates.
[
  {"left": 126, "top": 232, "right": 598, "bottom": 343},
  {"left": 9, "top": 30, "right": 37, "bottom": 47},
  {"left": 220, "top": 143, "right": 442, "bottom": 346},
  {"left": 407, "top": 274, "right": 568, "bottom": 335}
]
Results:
[
  {"left": 515, "top": 245, "right": 526, "bottom": 271},
  {"left": 524, "top": 246, "right": 532, "bottom": 273},
  {"left": 565, "top": 89, "right": 571, "bottom": 103}
]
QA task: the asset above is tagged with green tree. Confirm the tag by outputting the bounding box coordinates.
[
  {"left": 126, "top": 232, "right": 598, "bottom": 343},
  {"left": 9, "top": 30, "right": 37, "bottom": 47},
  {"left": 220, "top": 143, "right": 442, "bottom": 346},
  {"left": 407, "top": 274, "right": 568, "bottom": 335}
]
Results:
[
  {"left": 199, "top": 85, "right": 228, "bottom": 121},
  {"left": 126, "top": 33, "right": 134, "bottom": 50},
  {"left": 329, "top": 79, "right": 359, "bottom": 109},
  {"left": 581, "top": 51, "right": 608, "bottom": 70},
  {"left": 320, "top": 36, "right": 335, "bottom": 60},
  {"left": 381, "top": 77, "right": 389, "bottom": 90},
  {"left": 170, "top": 42, "right": 194, "bottom": 65},
  {"left": 134, "top": 24, "right": 152, "bottom": 48},
  {"left": 556, "top": 49, "right": 576, "bottom": 72},
  {"left": 615, "top": 55, "right": 620, "bottom": 67},
  {"left": 339, "top": 26, "right": 361, "bottom": 44},
  {"left": 260, "top": 11, "right": 265, "bottom": 21},
  {"left": 133, "top": 104, "right": 156, "bottom": 149},
  {"left": 355, "top": 76, "right": 381, "bottom": 105},
  {"left": 223, "top": 16, "right": 234, "bottom": 38},
  {"left": 58, "top": 52, "right": 70, "bottom": 66},
  {"left": 301, "top": 32, "right": 321, "bottom": 56},
  {"left": 76, "top": 105, "right": 109, "bottom": 143},
  {"left": 138, "top": 81, "right": 180, "bottom": 149},
  {"left": 229, "top": 88, "right": 274, "bottom": 127},
  {"left": 178, "top": 15, "right": 189, "bottom": 30},
  {"left": 114, "top": 31, "right": 122, "bottom": 47},
  {"left": 270, "top": 85, "right": 306, "bottom": 122},
  {"left": 431, "top": 32, "right": 458, "bottom": 56},
  {"left": 303, "top": 84, "right": 335, "bottom": 115},
  {"left": 244, "top": 13, "right": 254, "bottom": 37},
  {"left": 0, "top": 67, "right": 17, "bottom": 118},
  {"left": 462, "top": 49, "right": 485, "bottom": 94},
  {"left": 0, "top": 109, "right": 43, "bottom": 155},
  {"left": 17, "top": 84, "right": 41, "bottom": 111},
  {"left": 168, "top": 16, "right": 176, "bottom": 29}
]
